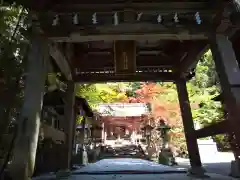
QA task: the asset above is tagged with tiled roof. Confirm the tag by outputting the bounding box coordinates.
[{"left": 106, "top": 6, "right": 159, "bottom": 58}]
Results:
[{"left": 97, "top": 103, "right": 149, "bottom": 117}]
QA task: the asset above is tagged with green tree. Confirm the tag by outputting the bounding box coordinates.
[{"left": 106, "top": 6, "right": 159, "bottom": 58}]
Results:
[
  {"left": 189, "top": 51, "right": 229, "bottom": 150},
  {"left": 189, "top": 51, "right": 223, "bottom": 126},
  {"left": 75, "top": 83, "right": 129, "bottom": 124},
  {"left": 125, "top": 82, "right": 141, "bottom": 97},
  {"left": 0, "top": 5, "right": 29, "bottom": 179},
  {"left": 0, "top": 5, "right": 27, "bottom": 143},
  {"left": 75, "top": 83, "right": 128, "bottom": 109},
  {"left": 123, "top": 51, "right": 224, "bottom": 155}
]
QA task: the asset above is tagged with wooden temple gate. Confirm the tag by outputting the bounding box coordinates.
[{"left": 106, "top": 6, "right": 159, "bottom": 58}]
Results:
[{"left": 7, "top": 0, "right": 240, "bottom": 179}]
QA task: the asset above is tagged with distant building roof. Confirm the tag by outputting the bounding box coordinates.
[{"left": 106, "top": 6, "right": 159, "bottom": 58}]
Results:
[{"left": 97, "top": 103, "right": 149, "bottom": 117}]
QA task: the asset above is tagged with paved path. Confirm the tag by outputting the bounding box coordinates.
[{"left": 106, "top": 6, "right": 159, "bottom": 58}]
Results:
[{"left": 175, "top": 152, "right": 235, "bottom": 176}]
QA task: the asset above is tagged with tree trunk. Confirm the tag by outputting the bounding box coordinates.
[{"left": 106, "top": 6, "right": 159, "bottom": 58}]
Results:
[{"left": 9, "top": 38, "right": 48, "bottom": 180}]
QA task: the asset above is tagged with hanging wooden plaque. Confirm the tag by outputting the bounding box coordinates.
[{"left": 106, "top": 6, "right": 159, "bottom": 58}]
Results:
[{"left": 114, "top": 40, "right": 136, "bottom": 75}]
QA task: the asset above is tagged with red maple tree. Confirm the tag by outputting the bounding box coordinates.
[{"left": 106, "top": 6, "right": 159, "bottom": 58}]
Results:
[
  {"left": 125, "top": 83, "right": 186, "bottom": 152},
  {"left": 126, "top": 82, "right": 180, "bottom": 127}
]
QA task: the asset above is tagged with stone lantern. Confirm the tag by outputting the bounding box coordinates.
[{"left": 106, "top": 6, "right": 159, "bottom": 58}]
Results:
[
  {"left": 156, "top": 119, "right": 171, "bottom": 149},
  {"left": 156, "top": 119, "right": 176, "bottom": 166},
  {"left": 141, "top": 124, "right": 153, "bottom": 147}
]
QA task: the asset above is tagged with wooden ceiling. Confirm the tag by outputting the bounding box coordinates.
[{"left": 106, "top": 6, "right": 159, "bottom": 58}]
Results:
[
  {"left": 70, "top": 40, "right": 208, "bottom": 82},
  {"left": 21, "top": 0, "right": 232, "bottom": 82}
]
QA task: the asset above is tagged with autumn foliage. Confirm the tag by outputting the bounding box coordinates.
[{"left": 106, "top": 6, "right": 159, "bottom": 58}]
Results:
[
  {"left": 125, "top": 82, "right": 187, "bottom": 153},
  {"left": 125, "top": 82, "right": 181, "bottom": 127}
]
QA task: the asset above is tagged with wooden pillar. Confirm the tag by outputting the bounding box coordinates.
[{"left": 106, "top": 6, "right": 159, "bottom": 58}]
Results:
[
  {"left": 62, "top": 81, "right": 75, "bottom": 170},
  {"left": 176, "top": 78, "right": 205, "bottom": 176},
  {"left": 71, "top": 106, "right": 77, "bottom": 160},
  {"left": 229, "top": 0, "right": 240, "bottom": 25},
  {"left": 79, "top": 117, "right": 86, "bottom": 144},
  {"left": 101, "top": 122, "right": 105, "bottom": 143},
  {"left": 209, "top": 34, "right": 240, "bottom": 154},
  {"left": 9, "top": 38, "right": 48, "bottom": 180},
  {"left": 78, "top": 117, "right": 85, "bottom": 164}
]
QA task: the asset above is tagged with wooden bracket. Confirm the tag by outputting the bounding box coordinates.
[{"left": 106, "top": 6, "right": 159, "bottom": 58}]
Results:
[
  {"left": 49, "top": 43, "right": 72, "bottom": 81},
  {"left": 174, "top": 41, "right": 208, "bottom": 76}
]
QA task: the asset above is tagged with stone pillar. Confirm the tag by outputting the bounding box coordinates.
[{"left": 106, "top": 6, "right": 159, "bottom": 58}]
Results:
[
  {"left": 209, "top": 34, "right": 240, "bottom": 177},
  {"left": 9, "top": 38, "right": 48, "bottom": 180},
  {"left": 62, "top": 81, "right": 75, "bottom": 170},
  {"left": 176, "top": 78, "right": 206, "bottom": 177}
]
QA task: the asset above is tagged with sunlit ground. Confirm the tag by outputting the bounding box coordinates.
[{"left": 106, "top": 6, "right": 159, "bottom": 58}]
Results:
[{"left": 174, "top": 152, "right": 234, "bottom": 176}]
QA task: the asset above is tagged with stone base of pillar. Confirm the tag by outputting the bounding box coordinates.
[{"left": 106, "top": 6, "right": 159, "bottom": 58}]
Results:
[
  {"left": 230, "top": 160, "right": 240, "bottom": 178},
  {"left": 187, "top": 166, "right": 209, "bottom": 178}
]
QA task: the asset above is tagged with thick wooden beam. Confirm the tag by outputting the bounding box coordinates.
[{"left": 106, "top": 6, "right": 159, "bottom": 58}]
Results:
[
  {"left": 74, "top": 47, "right": 171, "bottom": 54},
  {"left": 74, "top": 55, "right": 173, "bottom": 71},
  {"left": 176, "top": 78, "right": 203, "bottom": 174},
  {"left": 229, "top": 0, "right": 240, "bottom": 26},
  {"left": 62, "top": 81, "right": 75, "bottom": 169},
  {"left": 49, "top": 43, "right": 72, "bottom": 80},
  {"left": 209, "top": 34, "right": 240, "bottom": 151},
  {"left": 74, "top": 72, "right": 176, "bottom": 83},
  {"left": 195, "top": 120, "right": 228, "bottom": 139},
  {"left": 9, "top": 38, "right": 48, "bottom": 180},
  {"left": 231, "top": 31, "right": 240, "bottom": 65},
  {"left": 174, "top": 41, "right": 208, "bottom": 74},
  {"left": 50, "top": 33, "right": 209, "bottom": 42},
  {"left": 47, "top": 2, "right": 219, "bottom": 13}
]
